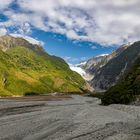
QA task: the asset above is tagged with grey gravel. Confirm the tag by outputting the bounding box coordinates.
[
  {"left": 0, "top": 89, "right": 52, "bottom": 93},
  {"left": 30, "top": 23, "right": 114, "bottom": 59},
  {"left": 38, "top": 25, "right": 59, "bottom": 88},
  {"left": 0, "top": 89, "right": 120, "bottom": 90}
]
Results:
[{"left": 0, "top": 95, "right": 140, "bottom": 140}]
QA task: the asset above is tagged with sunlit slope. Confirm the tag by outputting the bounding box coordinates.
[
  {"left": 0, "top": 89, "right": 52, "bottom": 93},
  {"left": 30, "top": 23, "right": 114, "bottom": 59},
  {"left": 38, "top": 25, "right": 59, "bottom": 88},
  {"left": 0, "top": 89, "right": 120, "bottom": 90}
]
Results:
[{"left": 0, "top": 36, "right": 87, "bottom": 96}]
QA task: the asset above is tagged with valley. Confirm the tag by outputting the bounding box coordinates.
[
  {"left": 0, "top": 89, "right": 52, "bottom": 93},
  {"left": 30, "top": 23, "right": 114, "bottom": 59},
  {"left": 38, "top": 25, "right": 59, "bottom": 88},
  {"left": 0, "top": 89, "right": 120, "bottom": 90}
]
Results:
[
  {"left": 0, "top": 36, "right": 140, "bottom": 140},
  {"left": 0, "top": 1, "right": 140, "bottom": 140}
]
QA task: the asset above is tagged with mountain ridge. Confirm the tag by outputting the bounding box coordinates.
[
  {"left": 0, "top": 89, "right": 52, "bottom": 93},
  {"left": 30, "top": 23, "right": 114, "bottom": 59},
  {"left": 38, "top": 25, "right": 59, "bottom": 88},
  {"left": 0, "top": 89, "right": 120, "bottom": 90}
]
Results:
[
  {"left": 0, "top": 35, "right": 87, "bottom": 96},
  {"left": 91, "top": 41, "right": 140, "bottom": 91},
  {"left": 0, "top": 35, "right": 45, "bottom": 53},
  {"left": 102, "top": 55, "right": 140, "bottom": 105}
]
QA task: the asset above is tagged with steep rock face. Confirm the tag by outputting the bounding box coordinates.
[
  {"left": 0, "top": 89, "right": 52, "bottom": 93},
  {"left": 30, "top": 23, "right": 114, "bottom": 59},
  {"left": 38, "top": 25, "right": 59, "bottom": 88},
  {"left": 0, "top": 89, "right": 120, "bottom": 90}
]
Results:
[
  {"left": 83, "top": 55, "right": 109, "bottom": 76},
  {"left": 0, "top": 35, "right": 87, "bottom": 96},
  {"left": 102, "top": 56, "right": 140, "bottom": 105},
  {"left": 91, "top": 42, "right": 140, "bottom": 91},
  {"left": 77, "top": 44, "right": 128, "bottom": 86}
]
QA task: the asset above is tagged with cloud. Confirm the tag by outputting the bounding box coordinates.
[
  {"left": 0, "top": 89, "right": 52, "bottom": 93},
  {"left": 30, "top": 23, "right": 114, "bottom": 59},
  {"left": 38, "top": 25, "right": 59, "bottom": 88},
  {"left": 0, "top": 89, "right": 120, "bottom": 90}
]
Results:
[
  {"left": 63, "top": 56, "right": 79, "bottom": 63},
  {"left": 1, "top": 0, "right": 140, "bottom": 45},
  {"left": 0, "top": 28, "right": 7, "bottom": 36},
  {"left": 91, "top": 46, "right": 97, "bottom": 49},
  {"left": 10, "top": 33, "right": 44, "bottom": 45},
  {"left": 0, "top": 0, "right": 14, "bottom": 10},
  {"left": 63, "top": 56, "right": 87, "bottom": 64},
  {"left": 96, "top": 53, "right": 109, "bottom": 57}
]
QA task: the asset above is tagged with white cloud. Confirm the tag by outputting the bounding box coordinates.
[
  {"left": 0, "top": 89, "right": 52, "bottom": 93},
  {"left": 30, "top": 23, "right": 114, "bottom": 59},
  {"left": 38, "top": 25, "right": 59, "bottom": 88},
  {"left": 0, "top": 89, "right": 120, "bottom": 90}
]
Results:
[
  {"left": 96, "top": 53, "right": 109, "bottom": 57},
  {"left": 0, "top": 28, "right": 7, "bottom": 36},
  {"left": 66, "top": 30, "right": 79, "bottom": 40},
  {"left": 0, "top": 0, "right": 14, "bottom": 10},
  {"left": 91, "top": 46, "right": 97, "bottom": 49},
  {"left": 63, "top": 56, "right": 79, "bottom": 63},
  {"left": 1, "top": 0, "right": 140, "bottom": 45},
  {"left": 10, "top": 33, "right": 44, "bottom": 45},
  {"left": 64, "top": 56, "right": 87, "bottom": 64}
]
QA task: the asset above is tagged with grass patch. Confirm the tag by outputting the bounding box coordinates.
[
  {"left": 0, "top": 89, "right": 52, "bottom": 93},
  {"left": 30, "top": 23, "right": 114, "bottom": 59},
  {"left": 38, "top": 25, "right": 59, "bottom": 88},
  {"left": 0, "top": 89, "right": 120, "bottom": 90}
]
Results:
[{"left": 0, "top": 45, "right": 87, "bottom": 96}]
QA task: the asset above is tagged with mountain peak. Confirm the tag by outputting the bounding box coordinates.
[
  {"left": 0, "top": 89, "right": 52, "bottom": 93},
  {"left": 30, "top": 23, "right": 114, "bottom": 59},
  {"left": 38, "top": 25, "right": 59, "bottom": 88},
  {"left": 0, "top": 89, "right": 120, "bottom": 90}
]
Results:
[{"left": 0, "top": 35, "right": 45, "bottom": 53}]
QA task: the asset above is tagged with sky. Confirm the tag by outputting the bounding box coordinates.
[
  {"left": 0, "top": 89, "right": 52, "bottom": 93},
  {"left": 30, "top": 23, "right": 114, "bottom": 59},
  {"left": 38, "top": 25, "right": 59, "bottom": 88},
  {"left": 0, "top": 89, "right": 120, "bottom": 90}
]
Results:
[{"left": 0, "top": 0, "right": 140, "bottom": 64}]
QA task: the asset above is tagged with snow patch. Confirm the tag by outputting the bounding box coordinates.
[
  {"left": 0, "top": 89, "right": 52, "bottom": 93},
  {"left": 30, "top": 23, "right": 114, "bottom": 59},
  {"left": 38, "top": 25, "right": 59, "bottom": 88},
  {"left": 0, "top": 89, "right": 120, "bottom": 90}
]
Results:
[
  {"left": 69, "top": 64, "right": 86, "bottom": 76},
  {"left": 69, "top": 63, "right": 93, "bottom": 81}
]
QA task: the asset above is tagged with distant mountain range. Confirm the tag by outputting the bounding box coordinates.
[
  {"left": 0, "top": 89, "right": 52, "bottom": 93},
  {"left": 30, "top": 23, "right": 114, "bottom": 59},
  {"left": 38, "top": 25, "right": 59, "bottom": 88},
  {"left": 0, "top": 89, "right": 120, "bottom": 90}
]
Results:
[{"left": 0, "top": 35, "right": 88, "bottom": 96}]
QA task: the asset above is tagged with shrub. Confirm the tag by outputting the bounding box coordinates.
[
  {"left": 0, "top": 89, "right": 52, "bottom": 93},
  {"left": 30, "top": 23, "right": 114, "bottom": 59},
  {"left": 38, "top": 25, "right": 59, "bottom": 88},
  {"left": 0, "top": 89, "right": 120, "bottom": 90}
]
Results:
[{"left": 24, "top": 92, "right": 40, "bottom": 96}]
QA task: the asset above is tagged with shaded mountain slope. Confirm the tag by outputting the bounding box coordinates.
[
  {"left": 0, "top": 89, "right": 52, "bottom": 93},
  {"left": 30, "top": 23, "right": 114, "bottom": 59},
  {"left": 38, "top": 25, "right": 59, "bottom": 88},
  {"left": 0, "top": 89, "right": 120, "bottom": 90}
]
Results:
[
  {"left": 80, "top": 55, "right": 109, "bottom": 76},
  {"left": 91, "top": 42, "right": 140, "bottom": 91},
  {"left": 102, "top": 56, "right": 140, "bottom": 105}
]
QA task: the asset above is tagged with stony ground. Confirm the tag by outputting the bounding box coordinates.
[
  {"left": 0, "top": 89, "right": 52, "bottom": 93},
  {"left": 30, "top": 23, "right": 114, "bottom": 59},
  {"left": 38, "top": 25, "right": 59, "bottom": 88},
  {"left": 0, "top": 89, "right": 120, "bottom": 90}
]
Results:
[{"left": 0, "top": 95, "right": 140, "bottom": 140}]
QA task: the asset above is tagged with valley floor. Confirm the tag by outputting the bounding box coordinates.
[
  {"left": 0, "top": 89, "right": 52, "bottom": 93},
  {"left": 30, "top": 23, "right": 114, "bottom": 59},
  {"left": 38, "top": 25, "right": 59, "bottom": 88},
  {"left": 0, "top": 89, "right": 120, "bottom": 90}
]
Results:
[{"left": 0, "top": 95, "right": 140, "bottom": 140}]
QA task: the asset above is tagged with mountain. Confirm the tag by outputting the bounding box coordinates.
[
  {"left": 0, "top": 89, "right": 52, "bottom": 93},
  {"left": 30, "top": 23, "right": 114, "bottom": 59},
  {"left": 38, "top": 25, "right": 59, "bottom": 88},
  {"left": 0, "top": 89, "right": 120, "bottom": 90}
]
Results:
[
  {"left": 80, "top": 54, "right": 109, "bottom": 76},
  {"left": 102, "top": 56, "right": 140, "bottom": 105},
  {"left": 90, "top": 44, "right": 137, "bottom": 91},
  {"left": 0, "top": 35, "right": 87, "bottom": 96},
  {"left": 0, "top": 35, "right": 44, "bottom": 52},
  {"left": 74, "top": 45, "right": 128, "bottom": 89}
]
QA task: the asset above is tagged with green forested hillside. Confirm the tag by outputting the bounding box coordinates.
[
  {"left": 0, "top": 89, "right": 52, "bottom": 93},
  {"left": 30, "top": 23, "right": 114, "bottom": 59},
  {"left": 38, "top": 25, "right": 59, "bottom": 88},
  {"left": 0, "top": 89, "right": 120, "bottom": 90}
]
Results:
[
  {"left": 0, "top": 36, "right": 87, "bottom": 96},
  {"left": 102, "top": 56, "right": 140, "bottom": 105}
]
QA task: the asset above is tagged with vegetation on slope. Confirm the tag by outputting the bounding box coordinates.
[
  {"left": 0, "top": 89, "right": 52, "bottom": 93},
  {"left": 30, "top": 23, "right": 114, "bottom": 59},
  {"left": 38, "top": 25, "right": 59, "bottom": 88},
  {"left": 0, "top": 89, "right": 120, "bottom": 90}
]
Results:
[
  {"left": 0, "top": 36, "right": 87, "bottom": 96},
  {"left": 102, "top": 56, "right": 140, "bottom": 105}
]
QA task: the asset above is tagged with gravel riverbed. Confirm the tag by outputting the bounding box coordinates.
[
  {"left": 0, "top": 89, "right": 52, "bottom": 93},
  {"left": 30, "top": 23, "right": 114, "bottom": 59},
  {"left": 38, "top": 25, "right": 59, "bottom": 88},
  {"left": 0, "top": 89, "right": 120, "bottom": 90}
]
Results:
[{"left": 0, "top": 95, "right": 139, "bottom": 140}]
